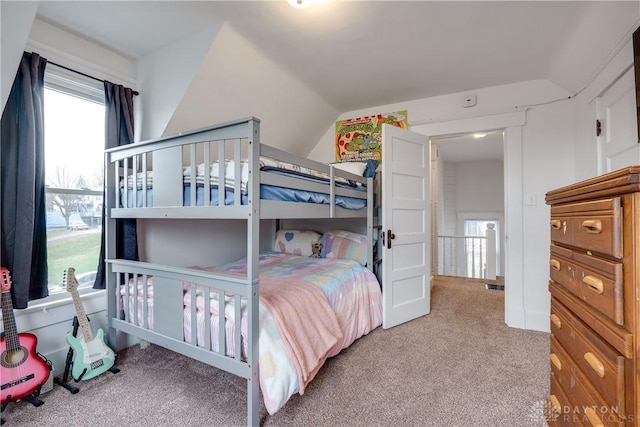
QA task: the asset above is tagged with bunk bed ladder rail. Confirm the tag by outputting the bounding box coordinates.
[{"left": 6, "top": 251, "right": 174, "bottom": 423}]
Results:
[{"left": 246, "top": 118, "right": 260, "bottom": 427}]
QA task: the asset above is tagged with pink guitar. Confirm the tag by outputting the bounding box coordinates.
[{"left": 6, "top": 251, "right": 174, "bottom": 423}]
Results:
[{"left": 0, "top": 267, "right": 51, "bottom": 404}]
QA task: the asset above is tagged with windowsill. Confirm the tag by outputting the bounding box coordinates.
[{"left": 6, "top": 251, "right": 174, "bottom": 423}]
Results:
[{"left": 15, "top": 287, "right": 106, "bottom": 318}]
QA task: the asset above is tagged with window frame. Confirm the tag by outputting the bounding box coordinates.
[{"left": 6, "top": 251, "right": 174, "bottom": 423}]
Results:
[{"left": 40, "top": 64, "right": 106, "bottom": 303}]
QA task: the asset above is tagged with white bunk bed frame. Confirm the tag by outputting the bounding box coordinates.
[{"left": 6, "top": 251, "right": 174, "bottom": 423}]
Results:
[{"left": 104, "top": 117, "right": 374, "bottom": 426}]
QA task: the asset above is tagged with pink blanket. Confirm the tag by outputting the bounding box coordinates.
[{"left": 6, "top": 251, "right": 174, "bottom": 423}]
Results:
[{"left": 259, "top": 276, "right": 343, "bottom": 394}]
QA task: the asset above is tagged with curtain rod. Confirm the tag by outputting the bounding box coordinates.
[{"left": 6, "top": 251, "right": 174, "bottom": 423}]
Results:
[{"left": 47, "top": 60, "right": 139, "bottom": 96}]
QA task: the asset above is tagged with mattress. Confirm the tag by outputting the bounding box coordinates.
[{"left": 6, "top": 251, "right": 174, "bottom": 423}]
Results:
[
  {"left": 120, "top": 252, "right": 382, "bottom": 414},
  {"left": 120, "top": 157, "right": 368, "bottom": 209}
]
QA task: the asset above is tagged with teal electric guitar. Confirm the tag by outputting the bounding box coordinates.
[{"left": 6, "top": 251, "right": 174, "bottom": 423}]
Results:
[{"left": 64, "top": 268, "right": 115, "bottom": 381}]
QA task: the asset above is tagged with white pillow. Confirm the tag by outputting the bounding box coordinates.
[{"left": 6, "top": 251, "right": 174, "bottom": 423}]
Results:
[
  {"left": 330, "top": 161, "right": 367, "bottom": 177},
  {"left": 273, "top": 229, "right": 321, "bottom": 256}
]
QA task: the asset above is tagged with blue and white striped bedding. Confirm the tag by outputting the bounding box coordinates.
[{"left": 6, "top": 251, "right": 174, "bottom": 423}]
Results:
[{"left": 121, "top": 158, "right": 368, "bottom": 209}]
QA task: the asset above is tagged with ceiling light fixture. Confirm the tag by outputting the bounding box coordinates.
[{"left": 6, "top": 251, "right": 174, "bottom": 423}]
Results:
[
  {"left": 473, "top": 133, "right": 487, "bottom": 139},
  {"left": 287, "top": 0, "right": 313, "bottom": 8}
]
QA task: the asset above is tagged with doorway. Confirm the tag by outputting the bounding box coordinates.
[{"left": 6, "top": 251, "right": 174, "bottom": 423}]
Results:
[
  {"left": 431, "top": 130, "right": 505, "bottom": 280},
  {"left": 411, "top": 111, "right": 527, "bottom": 329}
]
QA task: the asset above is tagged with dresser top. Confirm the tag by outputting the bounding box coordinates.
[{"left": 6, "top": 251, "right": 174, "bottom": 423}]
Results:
[{"left": 546, "top": 165, "right": 640, "bottom": 205}]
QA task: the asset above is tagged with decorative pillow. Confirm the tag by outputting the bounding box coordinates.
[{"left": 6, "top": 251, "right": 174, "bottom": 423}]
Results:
[
  {"left": 330, "top": 161, "right": 367, "bottom": 177},
  {"left": 273, "top": 229, "right": 321, "bottom": 257},
  {"left": 320, "top": 229, "right": 368, "bottom": 266}
]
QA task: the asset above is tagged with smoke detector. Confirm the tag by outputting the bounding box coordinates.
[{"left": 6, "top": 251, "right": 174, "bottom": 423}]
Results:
[{"left": 462, "top": 94, "right": 477, "bottom": 108}]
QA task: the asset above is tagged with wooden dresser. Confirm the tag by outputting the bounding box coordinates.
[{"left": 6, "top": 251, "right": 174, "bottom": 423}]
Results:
[{"left": 545, "top": 166, "right": 640, "bottom": 426}]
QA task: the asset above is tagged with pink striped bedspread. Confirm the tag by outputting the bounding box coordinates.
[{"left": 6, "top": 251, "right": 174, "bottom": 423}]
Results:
[{"left": 121, "top": 252, "right": 382, "bottom": 414}]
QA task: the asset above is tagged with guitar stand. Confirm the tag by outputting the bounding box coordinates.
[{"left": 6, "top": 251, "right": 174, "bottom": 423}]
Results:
[
  {"left": 54, "top": 316, "right": 119, "bottom": 394},
  {"left": 1, "top": 390, "right": 44, "bottom": 426}
]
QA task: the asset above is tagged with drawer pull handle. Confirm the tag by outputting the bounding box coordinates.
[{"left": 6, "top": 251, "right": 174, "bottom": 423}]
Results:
[
  {"left": 550, "top": 219, "right": 562, "bottom": 230},
  {"left": 583, "top": 276, "right": 604, "bottom": 294},
  {"left": 550, "top": 353, "right": 562, "bottom": 371},
  {"left": 584, "top": 352, "right": 605, "bottom": 378},
  {"left": 584, "top": 407, "right": 604, "bottom": 427},
  {"left": 581, "top": 219, "right": 602, "bottom": 234},
  {"left": 550, "top": 314, "right": 561, "bottom": 329},
  {"left": 549, "top": 259, "right": 561, "bottom": 271},
  {"left": 549, "top": 395, "right": 561, "bottom": 414}
]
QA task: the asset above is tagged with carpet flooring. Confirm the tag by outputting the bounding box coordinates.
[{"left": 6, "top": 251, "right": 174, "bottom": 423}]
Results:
[{"left": 2, "top": 276, "right": 550, "bottom": 426}]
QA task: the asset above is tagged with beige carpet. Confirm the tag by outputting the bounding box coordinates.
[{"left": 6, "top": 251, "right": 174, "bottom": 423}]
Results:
[{"left": 3, "top": 277, "right": 550, "bottom": 426}]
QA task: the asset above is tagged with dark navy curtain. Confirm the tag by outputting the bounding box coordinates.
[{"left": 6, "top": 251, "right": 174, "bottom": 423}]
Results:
[
  {"left": 0, "top": 52, "right": 49, "bottom": 308},
  {"left": 94, "top": 81, "right": 138, "bottom": 289}
]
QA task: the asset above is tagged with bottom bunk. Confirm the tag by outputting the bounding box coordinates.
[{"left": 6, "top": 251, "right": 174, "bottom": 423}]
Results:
[{"left": 107, "top": 249, "right": 382, "bottom": 418}]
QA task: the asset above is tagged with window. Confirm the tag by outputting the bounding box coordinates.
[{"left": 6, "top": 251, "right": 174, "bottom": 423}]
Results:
[{"left": 44, "top": 68, "right": 105, "bottom": 292}]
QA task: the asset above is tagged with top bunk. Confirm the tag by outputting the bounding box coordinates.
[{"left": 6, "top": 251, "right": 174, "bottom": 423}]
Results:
[{"left": 105, "top": 117, "right": 374, "bottom": 221}]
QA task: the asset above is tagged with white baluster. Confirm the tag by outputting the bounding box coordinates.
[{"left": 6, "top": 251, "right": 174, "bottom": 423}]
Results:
[{"left": 486, "top": 223, "right": 497, "bottom": 280}]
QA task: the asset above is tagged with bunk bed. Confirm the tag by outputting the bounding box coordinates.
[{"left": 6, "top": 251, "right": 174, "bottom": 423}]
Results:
[{"left": 104, "top": 117, "right": 382, "bottom": 425}]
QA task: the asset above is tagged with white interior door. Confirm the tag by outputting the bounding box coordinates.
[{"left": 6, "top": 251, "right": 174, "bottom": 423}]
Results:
[
  {"left": 597, "top": 67, "right": 640, "bottom": 173},
  {"left": 381, "top": 124, "right": 431, "bottom": 329}
]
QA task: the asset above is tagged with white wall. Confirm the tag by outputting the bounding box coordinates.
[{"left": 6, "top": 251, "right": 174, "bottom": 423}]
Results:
[
  {"left": 440, "top": 162, "right": 456, "bottom": 236},
  {"left": 308, "top": 80, "right": 572, "bottom": 163},
  {"left": 452, "top": 160, "right": 504, "bottom": 213},
  {"left": 27, "top": 20, "right": 136, "bottom": 86},
  {"left": 161, "top": 24, "right": 340, "bottom": 155},
  {"left": 438, "top": 160, "right": 505, "bottom": 237},
  {"left": 139, "top": 219, "right": 277, "bottom": 267},
  {"left": 136, "top": 25, "right": 222, "bottom": 140},
  {"left": 0, "top": 1, "right": 38, "bottom": 111},
  {"left": 520, "top": 99, "right": 576, "bottom": 328}
]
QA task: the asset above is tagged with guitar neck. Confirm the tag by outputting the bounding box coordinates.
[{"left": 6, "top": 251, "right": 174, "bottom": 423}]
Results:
[
  {"left": 70, "top": 289, "right": 94, "bottom": 342},
  {"left": 0, "top": 289, "right": 20, "bottom": 352}
]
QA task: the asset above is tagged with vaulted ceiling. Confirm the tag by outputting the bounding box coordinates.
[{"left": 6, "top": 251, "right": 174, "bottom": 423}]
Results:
[
  {"left": 33, "top": 0, "right": 640, "bottom": 161},
  {"left": 36, "top": 1, "right": 640, "bottom": 113}
]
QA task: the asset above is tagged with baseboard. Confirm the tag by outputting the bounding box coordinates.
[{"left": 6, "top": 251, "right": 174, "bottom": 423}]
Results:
[
  {"left": 506, "top": 303, "right": 526, "bottom": 329},
  {"left": 42, "top": 345, "right": 73, "bottom": 378},
  {"left": 525, "top": 308, "right": 551, "bottom": 333}
]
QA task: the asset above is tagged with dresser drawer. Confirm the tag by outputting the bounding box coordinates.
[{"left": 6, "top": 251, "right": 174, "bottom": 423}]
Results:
[
  {"left": 551, "top": 300, "right": 625, "bottom": 415},
  {"left": 550, "top": 335, "right": 578, "bottom": 401},
  {"left": 550, "top": 245, "right": 624, "bottom": 325},
  {"left": 550, "top": 198, "right": 622, "bottom": 259},
  {"left": 549, "top": 372, "right": 583, "bottom": 426},
  {"left": 550, "top": 336, "right": 624, "bottom": 426}
]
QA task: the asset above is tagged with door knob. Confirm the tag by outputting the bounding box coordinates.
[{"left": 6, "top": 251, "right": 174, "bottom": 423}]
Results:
[{"left": 387, "top": 229, "right": 396, "bottom": 249}]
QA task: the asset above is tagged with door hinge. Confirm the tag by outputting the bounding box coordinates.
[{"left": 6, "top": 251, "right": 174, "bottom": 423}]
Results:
[{"left": 596, "top": 120, "right": 602, "bottom": 137}]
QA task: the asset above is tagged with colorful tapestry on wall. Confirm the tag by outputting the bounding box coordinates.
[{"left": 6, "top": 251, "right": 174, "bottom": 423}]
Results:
[{"left": 335, "top": 111, "right": 408, "bottom": 163}]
